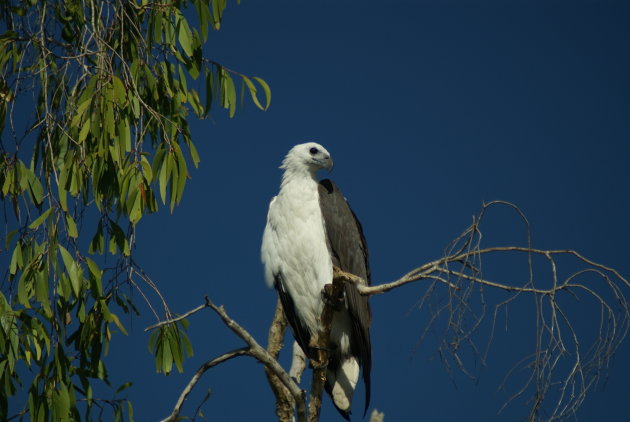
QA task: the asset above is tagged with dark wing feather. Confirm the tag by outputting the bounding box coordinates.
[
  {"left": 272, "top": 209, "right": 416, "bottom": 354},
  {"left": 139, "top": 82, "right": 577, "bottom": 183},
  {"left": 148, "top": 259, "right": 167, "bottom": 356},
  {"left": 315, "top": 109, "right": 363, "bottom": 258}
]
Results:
[
  {"left": 318, "top": 179, "right": 372, "bottom": 413},
  {"left": 274, "top": 272, "right": 312, "bottom": 356}
]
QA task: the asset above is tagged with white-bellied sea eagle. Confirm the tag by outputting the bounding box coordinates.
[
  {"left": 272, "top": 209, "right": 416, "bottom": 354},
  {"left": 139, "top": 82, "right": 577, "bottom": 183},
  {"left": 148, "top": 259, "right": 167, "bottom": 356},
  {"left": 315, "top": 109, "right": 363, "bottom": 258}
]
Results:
[{"left": 261, "top": 142, "right": 372, "bottom": 419}]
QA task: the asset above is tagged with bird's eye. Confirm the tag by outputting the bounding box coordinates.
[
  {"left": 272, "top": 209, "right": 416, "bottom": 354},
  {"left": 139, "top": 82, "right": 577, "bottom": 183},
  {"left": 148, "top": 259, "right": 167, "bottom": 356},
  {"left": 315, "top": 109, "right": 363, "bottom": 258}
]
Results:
[{"left": 309, "top": 147, "right": 319, "bottom": 155}]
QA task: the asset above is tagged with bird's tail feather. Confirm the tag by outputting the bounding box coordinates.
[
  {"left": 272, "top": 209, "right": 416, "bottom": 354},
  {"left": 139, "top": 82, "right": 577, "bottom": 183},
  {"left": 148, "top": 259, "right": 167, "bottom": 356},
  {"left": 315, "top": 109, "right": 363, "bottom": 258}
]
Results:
[{"left": 326, "top": 357, "right": 359, "bottom": 419}]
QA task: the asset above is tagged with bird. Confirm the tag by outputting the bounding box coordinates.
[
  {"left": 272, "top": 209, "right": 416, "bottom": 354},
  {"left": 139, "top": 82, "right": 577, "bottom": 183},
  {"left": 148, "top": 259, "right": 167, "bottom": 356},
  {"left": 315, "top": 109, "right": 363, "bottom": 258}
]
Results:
[{"left": 261, "top": 142, "right": 372, "bottom": 419}]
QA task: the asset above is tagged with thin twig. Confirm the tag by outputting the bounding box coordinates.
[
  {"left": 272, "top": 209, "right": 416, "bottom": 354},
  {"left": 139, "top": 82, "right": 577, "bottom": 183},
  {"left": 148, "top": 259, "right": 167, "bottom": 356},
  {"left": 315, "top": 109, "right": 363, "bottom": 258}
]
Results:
[
  {"left": 145, "top": 301, "right": 211, "bottom": 332},
  {"left": 160, "top": 348, "right": 249, "bottom": 422}
]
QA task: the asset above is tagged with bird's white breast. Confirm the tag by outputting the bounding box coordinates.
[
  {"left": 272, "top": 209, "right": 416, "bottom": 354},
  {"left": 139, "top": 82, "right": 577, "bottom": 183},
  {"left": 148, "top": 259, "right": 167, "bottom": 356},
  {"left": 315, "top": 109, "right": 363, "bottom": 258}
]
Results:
[{"left": 261, "top": 177, "right": 333, "bottom": 333}]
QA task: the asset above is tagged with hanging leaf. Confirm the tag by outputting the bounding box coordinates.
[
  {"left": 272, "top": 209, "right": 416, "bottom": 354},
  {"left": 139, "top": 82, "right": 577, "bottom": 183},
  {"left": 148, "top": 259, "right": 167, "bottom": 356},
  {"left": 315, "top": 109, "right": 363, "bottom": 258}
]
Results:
[
  {"left": 65, "top": 213, "right": 78, "bottom": 238},
  {"left": 28, "top": 208, "right": 52, "bottom": 230},
  {"left": 177, "top": 15, "right": 194, "bottom": 57},
  {"left": 58, "top": 245, "right": 82, "bottom": 298}
]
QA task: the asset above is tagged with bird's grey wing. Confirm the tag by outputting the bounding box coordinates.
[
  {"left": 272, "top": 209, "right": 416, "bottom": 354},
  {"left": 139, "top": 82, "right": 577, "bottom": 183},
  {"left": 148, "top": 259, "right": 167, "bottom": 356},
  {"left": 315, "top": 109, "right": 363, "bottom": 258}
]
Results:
[
  {"left": 273, "top": 272, "right": 312, "bottom": 356},
  {"left": 318, "top": 179, "right": 372, "bottom": 411}
]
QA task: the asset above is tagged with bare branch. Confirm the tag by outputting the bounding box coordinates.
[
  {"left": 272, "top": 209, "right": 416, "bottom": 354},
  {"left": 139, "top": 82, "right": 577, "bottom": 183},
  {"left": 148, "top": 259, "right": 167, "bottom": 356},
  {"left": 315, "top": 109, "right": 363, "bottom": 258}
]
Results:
[
  {"left": 307, "top": 271, "right": 346, "bottom": 422},
  {"left": 331, "top": 201, "right": 628, "bottom": 421},
  {"left": 264, "top": 300, "right": 296, "bottom": 422},
  {"left": 386, "top": 200, "right": 630, "bottom": 421},
  {"left": 369, "top": 409, "right": 385, "bottom": 422},
  {"left": 289, "top": 341, "right": 307, "bottom": 383},
  {"left": 204, "top": 297, "right": 308, "bottom": 422},
  {"left": 160, "top": 348, "right": 249, "bottom": 422},
  {"left": 144, "top": 301, "right": 210, "bottom": 332}
]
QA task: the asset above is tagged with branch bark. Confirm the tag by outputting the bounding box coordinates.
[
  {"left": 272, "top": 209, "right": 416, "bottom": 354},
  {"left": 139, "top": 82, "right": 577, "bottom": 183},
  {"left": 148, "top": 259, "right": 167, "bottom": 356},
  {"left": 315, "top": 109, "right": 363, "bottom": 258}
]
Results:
[
  {"left": 204, "top": 297, "right": 308, "bottom": 422},
  {"left": 264, "top": 299, "right": 296, "bottom": 422},
  {"left": 160, "top": 348, "right": 249, "bottom": 422},
  {"left": 307, "top": 269, "right": 346, "bottom": 422},
  {"left": 152, "top": 296, "right": 307, "bottom": 422}
]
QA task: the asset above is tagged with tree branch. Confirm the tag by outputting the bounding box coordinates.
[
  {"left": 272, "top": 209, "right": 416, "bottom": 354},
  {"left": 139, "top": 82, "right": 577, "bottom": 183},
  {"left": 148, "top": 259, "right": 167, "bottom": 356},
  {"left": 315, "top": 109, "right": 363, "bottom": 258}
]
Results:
[
  {"left": 160, "top": 348, "right": 249, "bottom": 422},
  {"left": 264, "top": 299, "right": 296, "bottom": 422},
  {"left": 325, "top": 201, "right": 629, "bottom": 421},
  {"left": 144, "top": 300, "right": 211, "bottom": 332},
  {"left": 307, "top": 271, "right": 346, "bottom": 422},
  {"left": 204, "top": 297, "right": 308, "bottom": 422}
]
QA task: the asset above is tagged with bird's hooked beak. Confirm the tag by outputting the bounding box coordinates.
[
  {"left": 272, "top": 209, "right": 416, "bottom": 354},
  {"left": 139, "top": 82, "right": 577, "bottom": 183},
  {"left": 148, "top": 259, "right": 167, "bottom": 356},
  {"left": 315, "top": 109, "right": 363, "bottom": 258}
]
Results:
[{"left": 323, "top": 154, "right": 334, "bottom": 172}]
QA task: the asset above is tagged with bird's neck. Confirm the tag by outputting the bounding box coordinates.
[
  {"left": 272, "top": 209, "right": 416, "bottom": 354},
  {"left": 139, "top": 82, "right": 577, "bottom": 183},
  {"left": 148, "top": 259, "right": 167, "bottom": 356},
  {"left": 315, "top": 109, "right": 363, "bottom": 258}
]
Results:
[{"left": 280, "top": 167, "right": 318, "bottom": 190}]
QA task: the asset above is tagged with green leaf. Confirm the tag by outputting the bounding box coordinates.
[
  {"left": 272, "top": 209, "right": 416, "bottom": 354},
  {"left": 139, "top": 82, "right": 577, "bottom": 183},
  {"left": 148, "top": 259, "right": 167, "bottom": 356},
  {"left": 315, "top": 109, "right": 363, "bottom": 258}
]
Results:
[
  {"left": 221, "top": 72, "right": 236, "bottom": 118},
  {"left": 116, "top": 382, "right": 133, "bottom": 394},
  {"left": 65, "top": 213, "right": 78, "bottom": 238},
  {"left": 78, "top": 118, "right": 90, "bottom": 143},
  {"left": 58, "top": 183, "right": 68, "bottom": 212},
  {"left": 194, "top": 0, "right": 211, "bottom": 41},
  {"left": 130, "top": 94, "right": 140, "bottom": 119},
  {"left": 174, "top": 145, "right": 187, "bottom": 205},
  {"left": 152, "top": 11, "right": 163, "bottom": 44},
  {"left": 70, "top": 98, "right": 91, "bottom": 128},
  {"left": 86, "top": 257, "right": 103, "bottom": 296},
  {"left": 27, "top": 170, "right": 44, "bottom": 205},
  {"left": 28, "top": 207, "right": 52, "bottom": 230},
  {"left": 177, "top": 16, "right": 193, "bottom": 57},
  {"left": 35, "top": 268, "right": 51, "bottom": 316},
  {"left": 140, "top": 156, "right": 153, "bottom": 183},
  {"left": 211, "top": 0, "right": 225, "bottom": 29},
  {"left": 17, "top": 268, "right": 32, "bottom": 307},
  {"left": 242, "top": 75, "right": 263, "bottom": 110},
  {"left": 178, "top": 65, "right": 188, "bottom": 93},
  {"left": 105, "top": 102, "right": 115, "bottom": 139},
  {"left": 129, "top": 188, "right": 142, "bottom": 224},
  {"left": 5, "top": 229, "right": 17, "bottom": 249},
  {"left": 188, "top": 139, "right": 200, "bottom": 168},
  {"left": 58, "top": 245, "right": 81, "bottom": 298},
  {"left": 100, "top": 299, "right": 128, "bottom": 335},
  {"left": 112, "top": 76, "right": 126, "bottom": 105},
  {"left": 118, "top": 117, "right": 131, "bottom": 153},
  {"left": 9, "top": 242, "right": 21, "bottom": 275},
  {"left": 55, "top": 381, "right": 70, "bottom": 420},
  {"left": 88, "top": 221, "right": 104, "bottom": 254},
  {"left": 161, "top": 335, "right": 173, "bottom": 374},
  {"left": 159, "top": 152, "right": 170, "bottom": 205},
  {"left": 253, "top": 77, "right": 271, "bottom": 110},
  {"left": 204, "top": 67, "right": 214, "bottom": 115}
]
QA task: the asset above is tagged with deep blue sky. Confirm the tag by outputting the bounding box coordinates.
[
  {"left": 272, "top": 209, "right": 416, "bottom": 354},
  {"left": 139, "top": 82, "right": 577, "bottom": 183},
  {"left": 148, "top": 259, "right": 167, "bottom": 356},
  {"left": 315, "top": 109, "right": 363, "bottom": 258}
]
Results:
[{"left": 106, "top": 1, "right": 629, "bottom": 421}]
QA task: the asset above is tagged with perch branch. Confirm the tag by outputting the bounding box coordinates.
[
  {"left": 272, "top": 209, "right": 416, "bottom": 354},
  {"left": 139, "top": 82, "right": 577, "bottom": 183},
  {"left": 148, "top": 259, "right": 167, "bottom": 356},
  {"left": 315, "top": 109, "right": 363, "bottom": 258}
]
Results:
[
  {"left": 307, "top": 268, "right": 346, "bottom": 422},
  {"left": 204, "top": 297, "right": 308, "bottom": 422},
  {"left": 264, "top": 299, "right": 296, "bottom": 422}
]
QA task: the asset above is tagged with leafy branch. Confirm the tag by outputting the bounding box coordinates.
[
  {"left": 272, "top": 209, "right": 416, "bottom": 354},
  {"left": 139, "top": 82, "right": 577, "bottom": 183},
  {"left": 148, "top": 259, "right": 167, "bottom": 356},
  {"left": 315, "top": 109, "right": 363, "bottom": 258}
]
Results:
[{"left": 0, "top": 1, "right": 271, "bottom": 420}]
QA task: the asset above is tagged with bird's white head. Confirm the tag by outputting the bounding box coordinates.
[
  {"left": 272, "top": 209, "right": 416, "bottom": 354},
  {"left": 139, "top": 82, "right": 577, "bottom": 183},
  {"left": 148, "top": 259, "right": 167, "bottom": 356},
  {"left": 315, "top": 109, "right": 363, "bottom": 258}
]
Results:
[{"left": 280, "top": 142, "right": 334, "bottom": 175}]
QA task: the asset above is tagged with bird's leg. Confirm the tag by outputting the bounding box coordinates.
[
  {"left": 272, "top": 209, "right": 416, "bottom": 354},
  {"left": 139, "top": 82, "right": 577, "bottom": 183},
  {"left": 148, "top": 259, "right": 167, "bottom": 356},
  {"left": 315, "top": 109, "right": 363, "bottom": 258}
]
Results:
[
  {"left": 308, "top": 335, "right": 331, "bottom": 370},
  {"left": 321, "top": 283, "right": 345, "bottom": 311}
]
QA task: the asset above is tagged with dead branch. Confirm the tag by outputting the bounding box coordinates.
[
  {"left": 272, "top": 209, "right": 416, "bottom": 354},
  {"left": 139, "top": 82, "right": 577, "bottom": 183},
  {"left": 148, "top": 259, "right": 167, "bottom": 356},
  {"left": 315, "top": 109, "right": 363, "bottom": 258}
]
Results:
[
  {"left": 204, "top": 297, "right": 308, "bottom": 422},
  {"left": 159, "top": 348, "right": 249, "bottom": 422},
  {"left": 264, "top": 300, "right": 296, "bottom": 422},
  {"left": 289, "top": 341, "right": 307, "bottom": 383},
  {"left": 144, "top": 300, "right": 211, "bottom": 332},
  {"left": 150, "top": 296, "right": 307, "bottom": 422},
  {"left": 306, "top": 272, "right": 346, "bottom": 422},
  {"left": 369, "top": 409, "right": 385, "bottom": 422},
  {"left": 365, "top": 200, "right": 628, "bottom": 421},
  {"left": 331, "top": 201, "right": 629, "bottom": 421}
]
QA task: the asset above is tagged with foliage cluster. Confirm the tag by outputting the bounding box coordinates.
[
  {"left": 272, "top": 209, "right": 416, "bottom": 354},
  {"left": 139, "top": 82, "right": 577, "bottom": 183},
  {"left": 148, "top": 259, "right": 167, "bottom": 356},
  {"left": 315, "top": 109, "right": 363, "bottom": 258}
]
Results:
[{"left": 0, "top": 1, "right": 268, "bottom": 420}]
